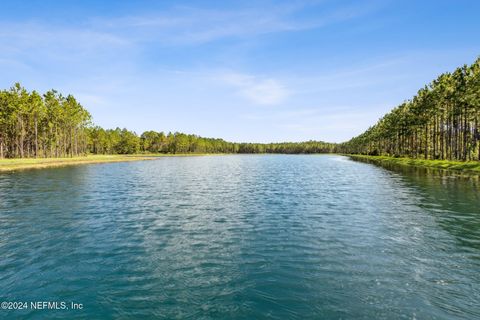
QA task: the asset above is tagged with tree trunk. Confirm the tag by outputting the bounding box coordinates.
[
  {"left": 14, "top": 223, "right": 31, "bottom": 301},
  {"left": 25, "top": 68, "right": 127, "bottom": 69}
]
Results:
[
  {"left": 34, "top": 116, "right": 38, "bottom": 158},
  {"left": 19, "top": 117, "right": 24, "bottom": 158},
  {"left": 463, "top": 105, "right": 468, "bottom": 161}
]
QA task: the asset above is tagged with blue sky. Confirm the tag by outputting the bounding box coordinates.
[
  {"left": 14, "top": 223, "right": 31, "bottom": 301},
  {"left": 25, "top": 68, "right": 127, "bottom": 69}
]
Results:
[{"left": 1, "top": 0, "right": 479, "bottom": 142}]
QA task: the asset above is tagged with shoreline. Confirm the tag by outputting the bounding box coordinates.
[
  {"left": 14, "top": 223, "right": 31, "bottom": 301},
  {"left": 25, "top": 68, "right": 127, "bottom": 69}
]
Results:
[
  {"left": 347, "top": 154, "right": 480, "bottom": 175},
  {"left": 0, "top": 153, "right": 297, "bottom": 172},
  {"left": 4, "top": 153, "right": 479, "bottom": 174},
  {"left": 0, "top": 155, "right": 162, "bottom": 172},
  {"left": 0, "top": 153, "right": 337, "bottom": 172},
  {"left": 0, "top": 154, "right": 224, "bottom": 172}
]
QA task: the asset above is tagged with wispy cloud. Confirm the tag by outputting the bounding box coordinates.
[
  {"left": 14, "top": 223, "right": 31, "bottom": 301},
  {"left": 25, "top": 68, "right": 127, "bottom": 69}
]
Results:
[
  {"left": 219, "top": 72, "right": 290, "bottom": 105},
  {"left": 88, "top": 1, "right": 376, "bottom": 46},
  {"left": 0, "top": 1, "right": 378, "bottom": 77},
  {"left": 0, "top": 22, "right": 129, "bottom": 57}
]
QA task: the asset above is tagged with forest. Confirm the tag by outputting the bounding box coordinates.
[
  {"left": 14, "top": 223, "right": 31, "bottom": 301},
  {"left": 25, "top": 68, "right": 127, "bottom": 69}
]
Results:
[
  {"left": 340, "top": 58, "right": 480, "bottom": 161},
  {"left": 1, "top": 57, "right": 479, "bottom": 160},
  {"left": 89, "top": 127, "right": 336, "bottom": 155},
  {"left": 0, "top": 83, "right": 335, "bottom": 158},
  {"left": 0, "top": 83, "right": 91, "bottom": 158}
]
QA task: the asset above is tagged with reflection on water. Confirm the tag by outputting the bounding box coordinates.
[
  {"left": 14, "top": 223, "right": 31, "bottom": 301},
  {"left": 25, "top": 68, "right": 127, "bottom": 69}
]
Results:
[
  {"left": 0, "top": 155, "right": 479, "bottom": 319},
  {"left": 352, "top": 158, "right": 480, "bottom": 251}
]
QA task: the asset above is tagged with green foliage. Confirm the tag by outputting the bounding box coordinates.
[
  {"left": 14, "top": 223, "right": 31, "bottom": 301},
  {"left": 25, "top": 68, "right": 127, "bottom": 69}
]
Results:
[
  {"left": 0, "top": 83, "right": 336, "bottom": 157},
  {"left": 349, "top": 154, "right": 480, "bottom": 174},
  {"left": 340, "top": 57, "right": 480, "bottom": 161},
  {"left": 110, "top": 130, "right": 337, "bottom": 155},
  {"left": 0, "top": 83, "right": 91, "bottom": 158}
]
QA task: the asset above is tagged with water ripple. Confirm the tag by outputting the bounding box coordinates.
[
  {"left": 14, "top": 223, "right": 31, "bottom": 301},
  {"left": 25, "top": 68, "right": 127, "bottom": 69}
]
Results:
[{"left": 0, "top": 155, "right": 479, "bottom": 319}]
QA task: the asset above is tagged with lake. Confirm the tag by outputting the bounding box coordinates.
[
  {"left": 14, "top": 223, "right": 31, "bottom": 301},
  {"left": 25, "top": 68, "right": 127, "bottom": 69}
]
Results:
[{"left": 0, "top": 155, "right": 479, "bottom": 319}]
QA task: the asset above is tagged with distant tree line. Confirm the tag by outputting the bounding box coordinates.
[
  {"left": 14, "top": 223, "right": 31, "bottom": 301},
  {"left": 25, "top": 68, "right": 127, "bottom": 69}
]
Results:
[
  {"left": 339, "top": 58, "right": 480, "bottom": 161},
  {"left": 0, "top": 83, "right": 335, "bottom": 158},
  {"left": 88, "top": 127, "right": 336, "bottom": 155}
]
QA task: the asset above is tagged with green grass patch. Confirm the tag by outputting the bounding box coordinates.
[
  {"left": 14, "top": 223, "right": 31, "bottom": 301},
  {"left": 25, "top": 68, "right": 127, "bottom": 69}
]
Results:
[{"left": 348, "top": 154, "right": 480, "bottom": 174}]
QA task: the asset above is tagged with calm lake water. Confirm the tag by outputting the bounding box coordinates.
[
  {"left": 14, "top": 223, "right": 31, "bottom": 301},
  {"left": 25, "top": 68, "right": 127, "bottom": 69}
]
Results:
[{"left": 0, "top": 155, "right": 479, "bottom": 319}]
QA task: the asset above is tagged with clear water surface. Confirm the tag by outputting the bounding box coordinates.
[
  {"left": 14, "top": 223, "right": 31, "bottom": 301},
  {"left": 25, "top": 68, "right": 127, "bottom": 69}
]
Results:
[{"left": 0, "top": 155, "right": 479, "bottom": 319}]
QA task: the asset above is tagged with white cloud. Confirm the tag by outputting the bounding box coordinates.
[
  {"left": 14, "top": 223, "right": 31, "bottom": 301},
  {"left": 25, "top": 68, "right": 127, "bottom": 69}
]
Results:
[
  {"left": 220, "top": 72, "right": 290, "bottom": 106},
  {"left": 0, "top": 22, "right": 129, "bottom": 57},
  {"left": 0, "top": 1, "right": 379, "bottom": 72},
  {"left": 74, "top": 93, "right": 109, "bottom": 109},
  {"left": 89, "top": 1, "right": 377, "bottom": 46}
]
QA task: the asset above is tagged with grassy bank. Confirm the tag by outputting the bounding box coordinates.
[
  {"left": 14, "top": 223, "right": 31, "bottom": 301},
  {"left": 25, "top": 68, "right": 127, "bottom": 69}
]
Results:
[
  {"left": 0, "top": 153, "right": 237, "bottom": 172},
  {"left": 348, "top": 154, "right": 480, "bottom": 174},
  {"left": 0, "top": 154, "right": 163, "bottom": 172}
]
